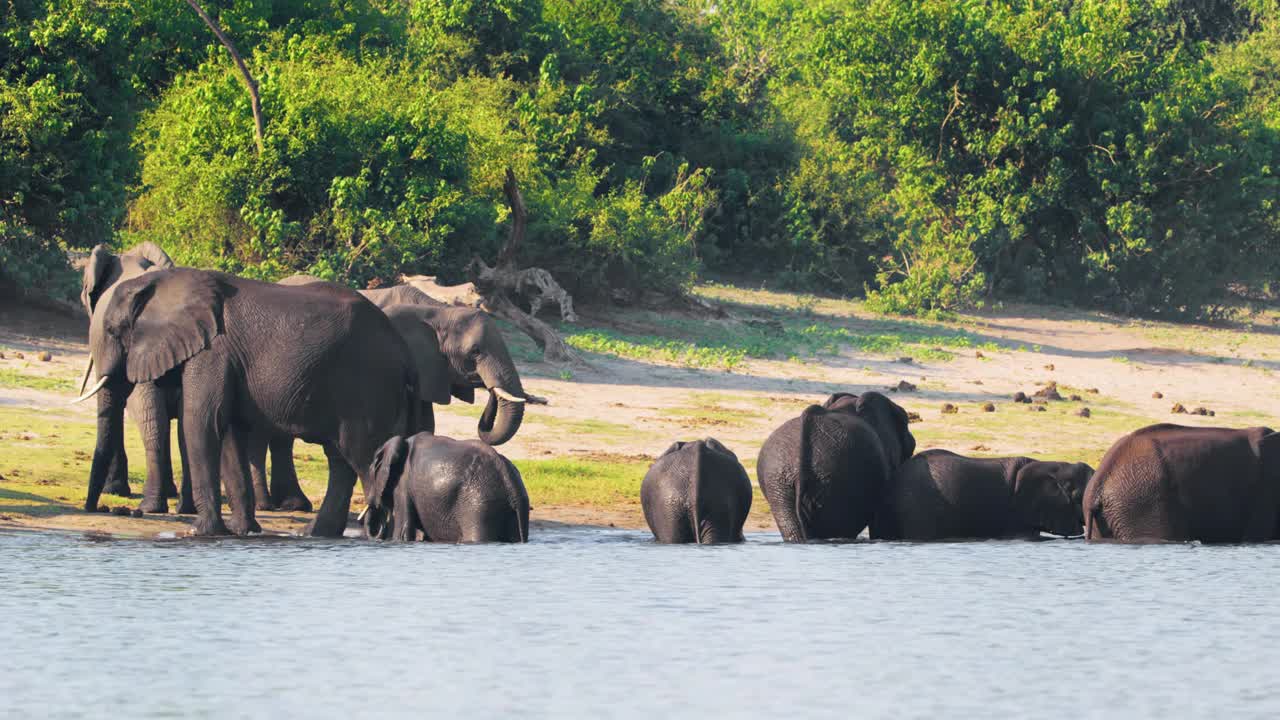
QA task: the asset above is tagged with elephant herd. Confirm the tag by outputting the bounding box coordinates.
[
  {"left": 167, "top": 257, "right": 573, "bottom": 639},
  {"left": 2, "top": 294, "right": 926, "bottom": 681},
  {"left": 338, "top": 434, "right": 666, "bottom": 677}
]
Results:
[
  {"left": 76, "top": 243, "right": 534, "bottom": 539},
  {"left": 75, "top": 244, "right": 1280, "bottom": 546}
]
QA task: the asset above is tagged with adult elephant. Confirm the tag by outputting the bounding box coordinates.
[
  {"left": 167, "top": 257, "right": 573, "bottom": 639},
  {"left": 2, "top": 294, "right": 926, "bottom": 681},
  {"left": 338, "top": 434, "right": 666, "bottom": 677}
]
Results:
[
  {"left": 76, "top": 268, "right": 417, "bottom": 536},
  {"left": 873, "top": 450, "right": 1092, "bottom": 540},
  {"left": 284, "top": 276, "right": 533, "bottom": 445},
  {"left": 757, "top": 392, "right": 915, "bottom": 542},
  {"left": 78, "top": 242, "right": 191, "bottom": 513},
  {"left": 1084, "top": 424, "right": 1280, "bottom": 543}
]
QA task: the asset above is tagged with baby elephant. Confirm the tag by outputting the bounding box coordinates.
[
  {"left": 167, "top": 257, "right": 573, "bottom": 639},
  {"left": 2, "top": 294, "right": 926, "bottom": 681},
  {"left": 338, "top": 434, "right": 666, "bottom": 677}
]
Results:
[
  {"left": 873, "top": 450, "right": 1093, "bottom": 540},
  {"left": 641, "top": 439, "right": 752, "bottom": 544},
  {"left": 364, "top": 433, "right": 529, "bottom": 543}
]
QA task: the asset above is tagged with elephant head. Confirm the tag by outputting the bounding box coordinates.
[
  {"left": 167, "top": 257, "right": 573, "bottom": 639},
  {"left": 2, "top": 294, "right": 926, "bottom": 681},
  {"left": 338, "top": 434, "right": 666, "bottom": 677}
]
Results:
[
  {"left": 823, "top": 391, "right": 916, "bottom": 466},
  {"left": 77, "top": 269, "right": 224, "bottom": 400},
  {"left": 419, "top": 306, "right": 529, "bottom": 446},
  {"left": 80, "top": 242, "right": 174, "bottom": 317},
  {"left": 1013, "top": 460, "right": 1094, "bottom": 537},
  {"left": 364, "top": 435, "right": 409, "bottom": 540}
]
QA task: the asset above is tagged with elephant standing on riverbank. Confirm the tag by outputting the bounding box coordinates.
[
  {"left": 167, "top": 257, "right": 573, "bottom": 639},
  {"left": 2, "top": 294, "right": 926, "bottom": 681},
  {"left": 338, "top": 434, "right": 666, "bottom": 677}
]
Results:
[
  {"left": 78, "top": 268, "right": 417, "bottom": 536},
  {"left": 757, "top": 392, "right": 915, "bottom": 542},
  {"left": 78, "top": 242, "right": 197, "bottom": 513},
  {"left": 641, "top": 438, "right": 752, "bottom": 544},
  {"left": 873, "top": 450, "right": 1092, "bottom": 540},
  {"left": 1084, "top": 424, "right": 1280, "bottom": 543},
  {"left": 363, "top": 433, "right": 529, "bottom": 543}
]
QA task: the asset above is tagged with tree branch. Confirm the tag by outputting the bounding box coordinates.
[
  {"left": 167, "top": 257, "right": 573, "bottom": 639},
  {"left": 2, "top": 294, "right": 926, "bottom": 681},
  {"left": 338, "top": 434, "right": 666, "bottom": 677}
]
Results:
[
  {"left": 498, "top": 167, "right": 526, "bottom": 269},
  {"left": 184, "top": 0, "right": 265, "bottom": 155}
]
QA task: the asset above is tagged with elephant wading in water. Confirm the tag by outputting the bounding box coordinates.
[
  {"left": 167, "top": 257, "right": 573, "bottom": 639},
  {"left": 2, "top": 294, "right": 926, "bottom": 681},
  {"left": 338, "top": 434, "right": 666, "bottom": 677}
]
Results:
[
  {"left": 757, "top": 392, "right": 915, "bottom": 542},
  {"left": 641, "top": 439, "right": 752, "bottom": 544},
  {"left": 363, "top": 433, "right": 529, "bottom": 543},
  {"left": 76, "top": 268, "right": 417, "bottom": 536},
  {"left": 1084, "top": 424, "right": 1280, "bottom": 543},
  {"left": 873, "top": 450, "right": 1092, "bottom": 540},
  {"left": 78, "top": 242, "right": 194, "bottom": 512}
]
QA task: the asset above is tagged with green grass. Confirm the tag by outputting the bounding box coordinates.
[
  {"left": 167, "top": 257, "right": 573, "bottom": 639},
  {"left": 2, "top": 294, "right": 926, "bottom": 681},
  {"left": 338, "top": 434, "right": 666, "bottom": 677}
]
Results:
[
  {"left": 564, "top": 317, "right": 1002, "bottom": 370},
  {"left": 515, "top": 458, "right": 646, "bottom": 507},
  {"left": 526, "top": 414, "right": 638, "bottom": 439},
  {"left": 0, "top": 367, "right": 76, "bottom": 393}
]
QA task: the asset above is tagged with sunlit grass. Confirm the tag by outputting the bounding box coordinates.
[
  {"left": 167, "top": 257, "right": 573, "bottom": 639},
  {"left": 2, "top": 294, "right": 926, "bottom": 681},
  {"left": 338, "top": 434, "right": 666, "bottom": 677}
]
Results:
[{"left": 0, "top": 367, "right": 76, "bottom": 393}]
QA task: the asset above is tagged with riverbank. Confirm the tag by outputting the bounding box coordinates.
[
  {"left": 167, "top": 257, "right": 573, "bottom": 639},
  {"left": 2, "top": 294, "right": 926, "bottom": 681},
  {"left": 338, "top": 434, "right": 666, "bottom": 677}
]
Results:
[{"left": 3, "top": 283, "right": 1278, "bottom": 538}]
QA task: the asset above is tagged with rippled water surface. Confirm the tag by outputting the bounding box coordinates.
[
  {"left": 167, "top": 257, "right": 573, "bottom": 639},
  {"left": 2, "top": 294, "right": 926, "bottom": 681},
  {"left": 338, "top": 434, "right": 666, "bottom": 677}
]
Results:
[{"left": 2, "top": 527, "right": 1278, "bottom": 718}]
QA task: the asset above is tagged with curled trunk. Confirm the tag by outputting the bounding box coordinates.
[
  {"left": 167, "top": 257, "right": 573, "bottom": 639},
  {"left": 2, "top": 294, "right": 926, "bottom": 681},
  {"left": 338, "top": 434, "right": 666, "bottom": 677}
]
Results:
[{"left": 476, "top": 358, "right": 524, "bottom": 446}]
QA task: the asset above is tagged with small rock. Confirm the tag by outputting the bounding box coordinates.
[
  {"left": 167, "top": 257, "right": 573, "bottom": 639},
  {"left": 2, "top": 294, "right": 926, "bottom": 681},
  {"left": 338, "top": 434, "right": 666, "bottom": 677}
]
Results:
[
  {"left": 0, "top": 351, "right": 5, "bottom": 359},
  {"left": 906, "top": 411, "right": 923, "bottom": 423},
  {"left": 1030, "top": 405, "right": 1047, "bottom": 412},
  {"left": 1191, "top": 406, "right": 1213, "bottom": 416},
  {"left": 1032, "top": 398, "right": 1048, "bottom": 406},
  {"left": 941, "top": 403, "right": 958, "bottom": 414},
  {"left": 980, "top": 402, "right": 995, "bottom": 412},
  {"left": 96, "top": 505, "right": 109, "bottom": 513},
  {"left": 890, "top": 380, "right": 917, "bottom": 392},
  {"left": 38, "top": 351, "right": 51, "bottom": 362},
  {"left": 1086, "top": 388, "right": 1100, "bottom": 394},
  {"left": 975, "top": 351, "right": 985, "bottom": 359},
  {"left": 898, "top": 356, "right": 913, "bottom": 364},
  {"left": 130, "top": 508, "right": 144, "bottom": 518},
  {"left": 1044, "top": 363, "right": 1055, "bottom": 371},
  {"left": 1013, "top": 391, "right": 1031, "bottom": 404},
  {"left": 13, "top": 352, "right": 23, "bottom": 359},
  {"left": 1076, "top": 407, "right": 1092, "bottom": 418},
  {"left": 1152, "top": 391, "right": 1163, "bottom": 399},
  {"left": 1171, "top": 403, "right": 1187, "bottom": 414},
  {"left": 1068, "top": 394, "right": 1082, "bottom": 402},
  {"left": 971, "top": 444, "right": 991, "bottom": 452},
  {"left": 972, "top": 379, "right": 984, "bottom": 385},
  {"left": 1209, "top": 410, "right": 1216, "bottom": 417},
  {"left": 111, "top": 506, "right": 132, "bottom": 516},
  {"left": 1033, "top": 382, "right": 1063, "bottom": 401}
]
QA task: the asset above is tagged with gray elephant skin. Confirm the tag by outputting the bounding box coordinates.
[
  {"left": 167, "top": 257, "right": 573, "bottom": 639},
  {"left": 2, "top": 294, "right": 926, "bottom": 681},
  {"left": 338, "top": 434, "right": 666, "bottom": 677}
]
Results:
[
  {"left": 872, "top": 450, "right": 1092, "bottom": 540},
  {"left": 756, "top": 391, "right": 915, "bottom": 542},
  {"left": 641, "top": 438, "right": 752, "bottom": 544},
  {"left": 363, "top": 433, "right": 529, "bottom": 543},
  {"left": 1084, "top": 424, "right": 1280, "bottom": 543},
  {"left": 80, "top": 242, "right": 197, "bottom": 512},
  {"left": 79, "top": 268, "right": 417, "bottom": 537}
]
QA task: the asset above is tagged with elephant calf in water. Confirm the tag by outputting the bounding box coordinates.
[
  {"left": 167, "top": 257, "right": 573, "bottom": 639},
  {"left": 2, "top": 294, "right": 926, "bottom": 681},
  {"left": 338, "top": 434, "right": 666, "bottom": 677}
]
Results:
[
  {"left": 640, "top": 439, "right": 752, "bottom": 544},
  {"left": 873, "top": 450, "right": 1093, "bottom": 541},
  {"left": 364, "top": 433, "right": 529, "bottom": 543}
]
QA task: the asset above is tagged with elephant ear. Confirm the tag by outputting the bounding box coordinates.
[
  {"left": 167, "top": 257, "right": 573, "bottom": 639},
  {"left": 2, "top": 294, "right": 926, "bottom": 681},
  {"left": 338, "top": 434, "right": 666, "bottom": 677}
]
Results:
[
  {"left": 367, "top": 435, "right": 409, "bottom": 510},
  {"left": 108, "top": 269, "right": 224, "bottom": 384},
  {"left": 81, "top": 244, "right": 119, "bottom": 315},
  {"left": 1261, "top": 431, "right": 1280, "bottom": 486},
  {"left": 658, "top": 441, "right": 686, "bottom": 458},
  {"left": 822, "top": 392, "right": 858, "bottom": 410},
  {"left": 384, "top": 307, "right": 453, "bottom": 405}
]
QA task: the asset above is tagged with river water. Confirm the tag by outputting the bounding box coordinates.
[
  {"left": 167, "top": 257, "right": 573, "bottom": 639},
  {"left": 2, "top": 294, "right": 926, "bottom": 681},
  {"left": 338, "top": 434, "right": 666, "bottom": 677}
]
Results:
[{"left": 1, "top": 527, "right": 1277, "bottom": 718}]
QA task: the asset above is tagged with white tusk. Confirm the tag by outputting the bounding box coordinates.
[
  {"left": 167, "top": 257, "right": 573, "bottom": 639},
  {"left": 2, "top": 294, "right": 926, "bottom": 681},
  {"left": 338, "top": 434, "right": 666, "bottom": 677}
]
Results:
[
  {"left": 356, "top": 507, "right": 368, "bottom": 523},
  {"left": 78, "top": 357, "right": 94, "bottom": 396},
  {"left": 71, "top": 375, "right": 109, "bottom": 404},
  {"left": 492, "top": 387, "right": 527, "bottom": 404}
]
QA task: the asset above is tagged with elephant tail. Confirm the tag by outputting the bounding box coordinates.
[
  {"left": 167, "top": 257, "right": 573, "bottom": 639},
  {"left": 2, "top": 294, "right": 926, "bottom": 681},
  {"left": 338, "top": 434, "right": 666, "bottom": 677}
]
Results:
[
  {"left": 794, "top": 406, "right": 821, "bottom": 543},
  {"left": 690, "top": 440, "right": 705, "bottom": 544},
  {"left": 1085, "top": 491, "right": 1107, "bottom": 540}
]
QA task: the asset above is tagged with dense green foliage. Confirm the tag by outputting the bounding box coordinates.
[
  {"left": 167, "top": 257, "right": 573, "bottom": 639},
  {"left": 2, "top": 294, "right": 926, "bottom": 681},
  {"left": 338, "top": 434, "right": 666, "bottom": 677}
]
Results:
[{"left": 4, "top": 0, "right": 1280, "bottom": 317}]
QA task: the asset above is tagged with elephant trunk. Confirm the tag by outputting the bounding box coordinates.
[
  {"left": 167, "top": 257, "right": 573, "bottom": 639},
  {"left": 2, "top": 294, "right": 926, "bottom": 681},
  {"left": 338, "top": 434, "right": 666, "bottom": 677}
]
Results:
[{"left": 476, "top": 359, "right": 525, "bottom": 446}]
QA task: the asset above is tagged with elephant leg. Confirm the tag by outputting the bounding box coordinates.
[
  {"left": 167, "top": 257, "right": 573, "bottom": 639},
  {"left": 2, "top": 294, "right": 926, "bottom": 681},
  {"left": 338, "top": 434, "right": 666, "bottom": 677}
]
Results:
[
  {"left": 132, "top": 383, "right": 174, "bottom": 514},
  {"left": 100, "top": 388, "right": 131, "bottom": 498},
  {"left": 175, "top": 415, "right": 197, "bottom": 515},
  {"left": 392, "top": 497, "right": 418, "bottom": 542},
  {"left": 181, "top": 375, "right": 230, "bottom": 537},
  {"left": 269, "top": 436, "right": 313, "bottom": 512},
  {"left": 305, "top": 445, "right": 356, "bottom": 538},
  {"left": 246, "top": 431, "right": 274, "bottom": 511},
  {"left": 221, "top": 427, "right": 261, "bottom": 536}
]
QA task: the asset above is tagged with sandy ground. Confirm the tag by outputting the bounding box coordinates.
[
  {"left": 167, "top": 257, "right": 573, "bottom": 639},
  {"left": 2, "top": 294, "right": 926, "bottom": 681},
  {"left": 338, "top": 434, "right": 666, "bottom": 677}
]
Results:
[{"left": 3, "top": 288, "right": 1279, "bottom": 538}]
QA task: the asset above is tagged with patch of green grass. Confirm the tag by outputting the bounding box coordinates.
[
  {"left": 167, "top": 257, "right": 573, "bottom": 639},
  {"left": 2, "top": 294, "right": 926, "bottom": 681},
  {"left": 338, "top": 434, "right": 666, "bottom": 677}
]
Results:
[
  {"left": 527, "top": 414, "right": 637, "bottom": 439},
  {"left": 516, "top": 458, "right": 646, "bottom": 507},
  {"left": 564, "top": 316, "right": 1002, "bottom": 370},
  {"left": 0, "top": 367, "right": 76, "bottom": 393}
]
